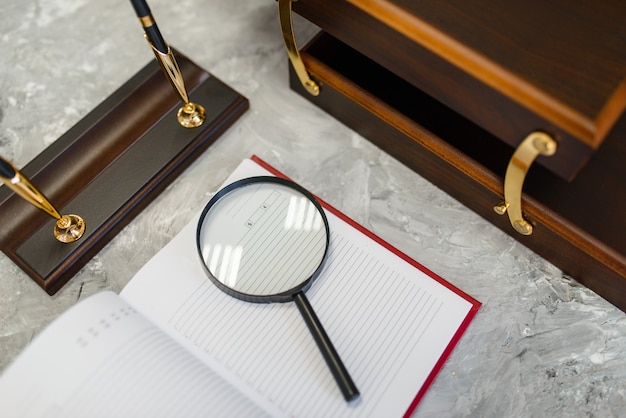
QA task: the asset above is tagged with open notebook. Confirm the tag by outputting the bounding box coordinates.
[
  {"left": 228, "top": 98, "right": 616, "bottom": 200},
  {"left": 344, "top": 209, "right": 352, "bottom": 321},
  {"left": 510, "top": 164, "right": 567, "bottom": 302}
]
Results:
[{"left": 0, "top": 156, "right": 480, "bottom": 417}]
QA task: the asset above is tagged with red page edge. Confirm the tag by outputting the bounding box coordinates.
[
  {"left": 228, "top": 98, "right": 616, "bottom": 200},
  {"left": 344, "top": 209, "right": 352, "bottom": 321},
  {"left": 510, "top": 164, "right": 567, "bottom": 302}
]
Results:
[{"left": 250, "top": 155, "right": 481, "bottom": 416}]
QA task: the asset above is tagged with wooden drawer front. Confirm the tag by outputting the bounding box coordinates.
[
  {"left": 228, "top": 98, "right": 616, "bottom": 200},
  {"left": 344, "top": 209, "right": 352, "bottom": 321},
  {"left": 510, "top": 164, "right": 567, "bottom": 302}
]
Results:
[
  {"left": 292, "top": 0, "right": 626, "bottom": 181},
  {"left": 291, "top": 32, "right": 626, "bottom": 311}
]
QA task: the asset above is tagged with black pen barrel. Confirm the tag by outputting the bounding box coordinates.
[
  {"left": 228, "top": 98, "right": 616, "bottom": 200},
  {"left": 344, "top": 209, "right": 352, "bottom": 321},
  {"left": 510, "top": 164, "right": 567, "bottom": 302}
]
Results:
[
  {"left": 0, "top": 157, "right": 16, "bottom": 180},
  {"left": 142, "top": 24, "right": 168, "bottom": 53},
  {"left": 129, "top": 0, "right": 151, "bottom": 17},
  {"left": 129, "top": 0, "right": 168, "bottom": 53}
]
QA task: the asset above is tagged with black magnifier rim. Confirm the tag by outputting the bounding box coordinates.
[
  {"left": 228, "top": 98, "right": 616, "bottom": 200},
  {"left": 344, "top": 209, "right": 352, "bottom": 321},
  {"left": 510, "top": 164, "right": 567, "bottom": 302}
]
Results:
[{"left": 196, "top": 176, "right": 331, "bottom": 304}]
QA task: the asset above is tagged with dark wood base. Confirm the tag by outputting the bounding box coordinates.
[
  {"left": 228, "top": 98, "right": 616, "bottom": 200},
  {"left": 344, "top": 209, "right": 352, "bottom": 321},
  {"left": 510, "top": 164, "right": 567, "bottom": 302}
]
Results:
[
  {"left": 0, "top": 50, "right": 248, "bottom": 295},
  {"left": 291, "top": 33, "right": 626, "bottom": 312}
]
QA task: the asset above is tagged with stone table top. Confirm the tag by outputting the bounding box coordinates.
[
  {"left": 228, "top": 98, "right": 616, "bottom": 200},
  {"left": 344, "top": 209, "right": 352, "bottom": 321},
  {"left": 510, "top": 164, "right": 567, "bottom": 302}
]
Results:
[{"left": 0, "top": 1, "right": 624, "bottom": 416}]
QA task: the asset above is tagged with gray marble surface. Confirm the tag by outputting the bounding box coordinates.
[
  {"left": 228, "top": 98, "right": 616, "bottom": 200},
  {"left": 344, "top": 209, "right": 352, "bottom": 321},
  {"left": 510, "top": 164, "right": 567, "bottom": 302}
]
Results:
[{"left": 1, "top": 1, "right": 625, "bottom": 416}]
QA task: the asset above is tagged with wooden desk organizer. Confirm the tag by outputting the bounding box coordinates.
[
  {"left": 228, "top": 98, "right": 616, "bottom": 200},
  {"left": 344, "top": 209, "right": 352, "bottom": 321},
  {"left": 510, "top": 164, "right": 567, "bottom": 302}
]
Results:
[
  {"left": 286, "top": 1, "right": 626, "bottom": 311},
  {"left": 0, "top": 51, "right": 248, "bottom": 294}
]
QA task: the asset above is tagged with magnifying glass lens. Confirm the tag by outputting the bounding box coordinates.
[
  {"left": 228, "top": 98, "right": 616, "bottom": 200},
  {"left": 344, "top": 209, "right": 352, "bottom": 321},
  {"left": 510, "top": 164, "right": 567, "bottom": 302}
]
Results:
[{"left": 198, "top": 178, "right": 327, "bottom": 298}]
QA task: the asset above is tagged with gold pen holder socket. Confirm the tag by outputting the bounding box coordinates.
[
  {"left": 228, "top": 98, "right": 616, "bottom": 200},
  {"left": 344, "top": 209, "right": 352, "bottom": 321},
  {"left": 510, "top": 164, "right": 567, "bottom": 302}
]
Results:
[
  {"left": 177, "top": 102, "right": 206, "bottom": 128},
  {"left": 54, "top": 214, "right": 86, "bottom": 243}
]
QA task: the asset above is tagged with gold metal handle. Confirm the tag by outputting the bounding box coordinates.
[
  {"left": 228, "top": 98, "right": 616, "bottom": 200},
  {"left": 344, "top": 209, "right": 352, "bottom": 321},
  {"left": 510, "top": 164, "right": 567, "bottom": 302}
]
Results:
[
  {"left": 494, "top": 132, "right": 557, "bottom": 235},
  {"left": 0, "top": 157, "right": 85, "bottom": 243},
  {"left": 279, "top": 0, "right": 320, "bottom": 96}
]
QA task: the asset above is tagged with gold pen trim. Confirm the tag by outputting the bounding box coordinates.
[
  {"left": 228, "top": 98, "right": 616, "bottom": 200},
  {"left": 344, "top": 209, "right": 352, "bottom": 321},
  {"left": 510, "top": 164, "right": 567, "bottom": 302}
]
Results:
[
  {"left": 139, "top": 15, "right": 155, "bottom": 28},
  {"left": 150, "top": 45, "right": 189, "bottom": 104}
]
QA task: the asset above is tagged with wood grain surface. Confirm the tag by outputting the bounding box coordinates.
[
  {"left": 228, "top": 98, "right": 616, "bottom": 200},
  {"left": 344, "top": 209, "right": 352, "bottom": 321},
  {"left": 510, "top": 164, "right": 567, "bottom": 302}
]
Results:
[
  {"left": 293, "top": 0, "right": 626, "bottom": 181},
  {"left": 0, "top": 51, "right": 248, "bottom": 294},
  {"left": 292, "top": 33, "right": 626, "bottom": 311}
]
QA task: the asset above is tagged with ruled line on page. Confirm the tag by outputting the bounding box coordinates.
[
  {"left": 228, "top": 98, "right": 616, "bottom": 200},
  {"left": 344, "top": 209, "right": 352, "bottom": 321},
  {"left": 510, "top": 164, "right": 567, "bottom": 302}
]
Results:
[
  {"left": 115, "top": 157, "right": 479, "bottom": 418},
  {"left": 35, "top": 295, "right": 268, "bottom": 418},
  {"left": 288, "top": 230, "right": 434, "bottom": 417},
  {"left": 167, "top": 214, "right": 458, "bottom": 418}
]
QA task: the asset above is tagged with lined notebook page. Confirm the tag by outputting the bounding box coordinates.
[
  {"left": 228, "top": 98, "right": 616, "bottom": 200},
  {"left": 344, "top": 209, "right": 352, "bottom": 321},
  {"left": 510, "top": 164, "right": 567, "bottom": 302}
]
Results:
[
  {"left": 0, "top": 292, "right": 268, "bottom": 418},
  {"left": 122, "top": 158, "right": 478, "bottom": 418}
]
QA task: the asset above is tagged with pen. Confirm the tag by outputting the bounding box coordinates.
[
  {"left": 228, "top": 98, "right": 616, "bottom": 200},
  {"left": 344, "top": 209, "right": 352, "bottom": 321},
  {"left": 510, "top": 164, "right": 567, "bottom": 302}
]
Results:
[
  {"left": 129, "top": 0, "right": 206, "bottom": 128},
  {"left": 0, "top": 156, "right": 85, "bottom": 243},
  {"left": 130, "top": 0, "right": 168, "bottom": 55},
  {"left": 0, "top": 156, "right": 62, "bottom": 220}
]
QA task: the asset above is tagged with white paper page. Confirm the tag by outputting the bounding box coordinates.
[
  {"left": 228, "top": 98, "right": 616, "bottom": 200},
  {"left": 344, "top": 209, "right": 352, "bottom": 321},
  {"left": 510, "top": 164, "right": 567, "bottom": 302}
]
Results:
[
  {"left": 122, "top": 159, "right": 476, "bottom": 418},
  {"left": 0, "top": 291, "right": 268, "bottom": 418}
]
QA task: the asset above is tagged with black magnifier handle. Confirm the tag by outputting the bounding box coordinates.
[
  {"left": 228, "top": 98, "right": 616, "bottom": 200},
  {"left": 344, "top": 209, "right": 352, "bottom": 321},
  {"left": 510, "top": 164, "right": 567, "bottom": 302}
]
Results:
[{"left": 293, "top": 292, "right": 360, "bottom": 402}]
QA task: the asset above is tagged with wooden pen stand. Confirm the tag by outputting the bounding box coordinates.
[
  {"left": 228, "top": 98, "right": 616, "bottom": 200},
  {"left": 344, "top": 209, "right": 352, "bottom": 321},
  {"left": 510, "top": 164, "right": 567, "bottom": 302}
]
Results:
[{"left": 0, "top": 50, "right": 248, "bottom": 295}]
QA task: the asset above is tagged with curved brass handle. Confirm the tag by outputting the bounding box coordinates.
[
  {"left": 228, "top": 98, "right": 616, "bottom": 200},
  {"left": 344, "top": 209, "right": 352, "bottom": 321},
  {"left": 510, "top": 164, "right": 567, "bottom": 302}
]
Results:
[
  {"left": 279, "top": 0, "right": 320, "bottom": 96},
  {"left": 494, "top": 132, "right": 557, "bottom": 235}
]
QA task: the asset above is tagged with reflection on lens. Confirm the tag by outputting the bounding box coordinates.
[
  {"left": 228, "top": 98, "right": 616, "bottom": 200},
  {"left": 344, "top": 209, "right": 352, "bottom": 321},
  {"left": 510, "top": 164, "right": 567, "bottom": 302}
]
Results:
[{"left": 285, "top": 196, "right": 323, "bottom": 231}]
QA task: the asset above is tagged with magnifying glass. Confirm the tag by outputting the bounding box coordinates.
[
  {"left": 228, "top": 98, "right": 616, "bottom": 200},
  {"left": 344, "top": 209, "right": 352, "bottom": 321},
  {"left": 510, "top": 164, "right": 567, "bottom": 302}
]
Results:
[{"left": 196, "top": 176, "right": 359, "bottom": 402}]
